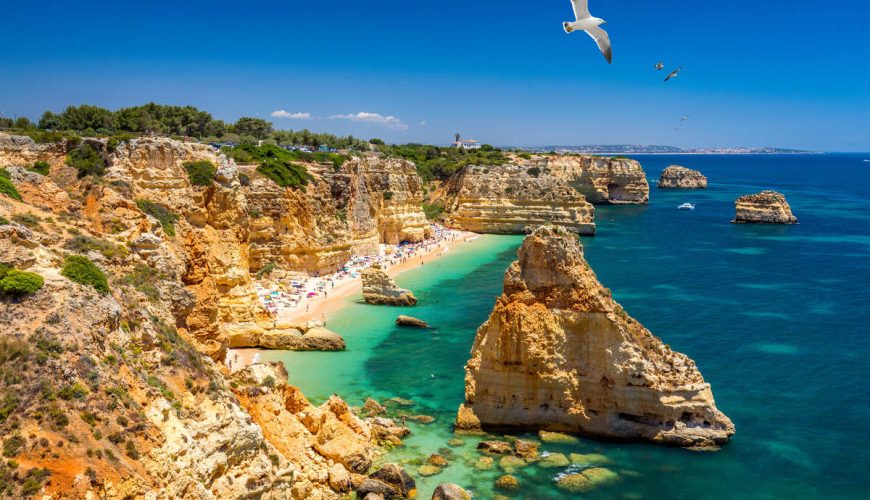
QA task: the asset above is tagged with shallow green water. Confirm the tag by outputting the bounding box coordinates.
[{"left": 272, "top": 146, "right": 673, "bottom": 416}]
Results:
[{"left": 263, "top": 154, "right": 870, "bottom": 499}]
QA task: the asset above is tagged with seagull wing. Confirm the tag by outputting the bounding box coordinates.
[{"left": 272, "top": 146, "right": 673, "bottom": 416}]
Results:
[
  {"left": 585, "top": 26, "right": 612, "bottom": 64},
  {"left": 570, "top": 0, "right": 591, "bottom": 20},
  {"left": 664, "top": 69, "right": 679, "bottom": 81}
]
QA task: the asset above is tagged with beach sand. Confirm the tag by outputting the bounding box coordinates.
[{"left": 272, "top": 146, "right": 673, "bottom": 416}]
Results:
[{"left": 229, "top": 230, "right": 479, "bottom": 369}]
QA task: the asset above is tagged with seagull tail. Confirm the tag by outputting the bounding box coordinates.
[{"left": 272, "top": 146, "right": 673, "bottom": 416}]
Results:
[{"left": 563, "top": 22, "right": 574, "bottom": 33}]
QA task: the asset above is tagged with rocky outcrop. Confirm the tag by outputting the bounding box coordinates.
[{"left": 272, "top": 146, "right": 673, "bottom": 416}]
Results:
[
  {"left": 658, "top": 165, "right": 708, "bottom": 189},
  {"left": 733, "top": 190, "right": 798, "bottom": 224},
  {"left": 457, "top": 226, "right": 734, "bottom": 447},
  {"left": 435, "top": 165, "right": 596, "bottom": 235},
  {"left": 231, "top": 363, "right": 376, "bottom": 498},
  {"left": 362, "top": 267, "right": 417, "bottom": 306},
  {"left": 432, "top": 483, "right": 471, "bottom": 500},
  {"left": 541, "top": 155, "right": 649, "bottom": 204},
  {"left": 226, "top": 322, "right": 346, "bottom": 351},
  {"left": 396, "top": 315, "right": 429, "bottom": 328},
  {"left": 0, "top": 133, "right": 68, "bottom": 169}
]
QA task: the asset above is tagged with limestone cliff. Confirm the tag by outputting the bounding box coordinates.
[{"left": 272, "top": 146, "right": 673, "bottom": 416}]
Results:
[
  {"left": 0, "top": 132, "right": 428, "bottom": 497},
  {"left": 245, "top": 155, "right": 430, "bottom": 275},
  {"left": 435, "top": 165, "right": 596, "bottom": 235},
  {"left": 733, "top": 190, "right": 798, "bottom": 224},
  {"left": 0, "top": 133, "right": 68, "bottom": 170},
  {"left": 457, "top": 226, "right": 734, "bottom": 448},
  {"left": 658, "top": 165, "right": 708, "bottom": 189},
  {"left": 537, "top": 155, "right": 650, "bottom": 204}
]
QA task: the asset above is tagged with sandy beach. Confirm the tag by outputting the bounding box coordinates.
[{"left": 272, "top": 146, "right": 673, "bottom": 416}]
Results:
[{"left": 228, "top": 227, "right": 479, "bottom": 369}]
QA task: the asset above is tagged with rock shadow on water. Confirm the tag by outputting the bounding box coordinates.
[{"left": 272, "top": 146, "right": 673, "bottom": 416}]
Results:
[
  {"left": 724, "top": 247, "right": 768, "bottom": 256},
  {"left": 751, "top": 343, "right": 800, "bottom": 355},
  {"left": 741, "top": 311, "right": 792, "bottom": 321}
]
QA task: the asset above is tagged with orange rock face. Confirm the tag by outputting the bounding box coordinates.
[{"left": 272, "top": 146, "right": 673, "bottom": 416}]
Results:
[{"left": 458, "top": 226, "right": 734, "bottom": 448}]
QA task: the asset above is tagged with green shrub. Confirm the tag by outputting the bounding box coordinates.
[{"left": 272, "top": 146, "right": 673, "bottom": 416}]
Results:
[
  {"left": 238, "top": 172, "right": 251, "bottom": 186},
  {"left": 0, "top": 269, "right": 44, "bottom": 297},
  {"left": 61, "top": 255, "right": 109, "bottom": 294},
  {"left": 125, "top": 441, "right": 140, "bottom": 459},
  {"left": 28, "top": 161, "right": 51, "bottom": 176},
  {"left": 383, "top": 191, "right": 394, "bottom": 201},
  {"left": 67, "top": 143, "right": 106, "bottom": 178},
  {"left": 422, "top": 202, "right": 445, "bottom": 220},
  {"left": 526, "top": 167, "right": 541, "bottom": 178},
  {"left": 2, "top": 435, "right": 24, "bottom": 457},
  {"left": 223, "top": 144, "right": 313, "bottom": 190},
  {"left": 20, "top": 467, "right": 51, "bottom": 497},
  {"left": 183, "top": 160, "right": 217, "bottom": 186},
  {"left": 0, "top": 169, "right": 21, "bottom": 201},
  {"left": 0, "top": 216, "right": 8, "bottom": 225},
  {"left": 255, "top": 262, "right": 276, "bottom": 279},
  {"left": 58, "top": 382, "right": 89, "bottom": 400},
  {"left": 118, "top": 263, "right": 162, "bottom": 301},
  {"left": 136, "top": 200, "right": 179, "bottom": 236},
  {"left": 0, "top": 395, "right": 19, "bottom": 424},
  {"left": 12, "top": 213, "right": 40, "bottom": 228},
  {"left": 257, "top": 159, "right": 311, "bottom": 190},
  {"left": 65, "top": 235, "right": 128, "bottom": 260},
  {"left": 106, "top": 133, "right": 136, "bottom": 153}
]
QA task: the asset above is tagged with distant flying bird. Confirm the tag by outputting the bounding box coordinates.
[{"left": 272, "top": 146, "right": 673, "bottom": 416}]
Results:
[
  {"left": 675, "top": 114, "right": 690, "bottom": 130},
  {"left": 664, "top": 67, "right": 682, "bottom": 82},
  {"left": 563, "top": 0, "right": 612, "bottom": 64},
  {"left": 656, "top": 62, "right": 664, "bottom": 70}
]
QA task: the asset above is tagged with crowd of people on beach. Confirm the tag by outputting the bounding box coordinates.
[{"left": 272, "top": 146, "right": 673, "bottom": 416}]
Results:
[{"left": 253, "top": 224, "right": 463, "bottom": 318}]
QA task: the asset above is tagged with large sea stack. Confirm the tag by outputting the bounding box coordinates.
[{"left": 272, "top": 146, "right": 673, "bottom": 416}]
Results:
[
  {"left": 658, "top": 165, "right": 708, "bottom": 189},
  {"left": 733, "top": 190, "right": 798, "bottom": 224},
  {"left": 456, "top": 226, "right": 734, "bottom": 448}
]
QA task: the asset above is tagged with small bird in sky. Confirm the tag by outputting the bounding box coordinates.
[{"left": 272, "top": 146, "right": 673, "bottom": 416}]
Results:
[
  {"left": 675, "top": 114, "right": 690, "bottom": 130},
  {"left": 665, "top": 67, "right": 682, "bottom": 82},
  {"left": 563, "top": 0, "right": 612, "bottom": 64},
  {"left": 656, "top": 62, "right": 664, "bottom": 70}
]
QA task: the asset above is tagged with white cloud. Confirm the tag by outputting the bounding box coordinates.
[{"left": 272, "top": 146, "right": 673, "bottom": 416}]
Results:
[
  {"left": 329, "top": 112, "right": 409, "bottom": 130},
  {"left": 271, "top": 110, "right": 312, "bottom": 119}
]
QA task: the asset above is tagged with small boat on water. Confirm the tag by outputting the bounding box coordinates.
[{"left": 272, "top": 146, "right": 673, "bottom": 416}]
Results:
[{"left": 678, "top": 203, "right": 695, "bottom": 211}]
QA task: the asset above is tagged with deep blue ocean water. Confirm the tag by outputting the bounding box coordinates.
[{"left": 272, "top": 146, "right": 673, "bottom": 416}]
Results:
[{"left": 263, "top": 154, "right": 870, "bottom": 499}]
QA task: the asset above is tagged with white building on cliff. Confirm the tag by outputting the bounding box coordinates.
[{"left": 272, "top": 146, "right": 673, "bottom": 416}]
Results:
[{"left": 453, "top": 133, "right": 482, "bottom": 150}]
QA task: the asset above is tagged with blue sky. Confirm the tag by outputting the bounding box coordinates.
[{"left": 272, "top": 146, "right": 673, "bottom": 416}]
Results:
[{"left": 1, "top": 0, "right": 868, "bottom": 151}]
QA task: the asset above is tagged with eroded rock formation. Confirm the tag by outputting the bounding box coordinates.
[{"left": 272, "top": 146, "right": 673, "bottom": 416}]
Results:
[
  {"left": 733, "top": 190, "right": 798, "bottom": 224},
  {"left": 658, "top": 165, "right": 708, "bottom": 189},
  {"left": 362, "top": 267, "right": 417, "bottom": 306},
  {"left": 435, "top": 165, "right": 596, "bottom": 235},
  {"left": 541, "top": 155, "right": 649, "bottom": 204},
  {"left": 457, "top": 226, "right": 734, "bottom": 447}
]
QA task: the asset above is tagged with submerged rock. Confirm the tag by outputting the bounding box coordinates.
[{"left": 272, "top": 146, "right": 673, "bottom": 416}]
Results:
[
  {"left": 733, "top": 190, "right": 798, "bottom": 224},
  {"left": 658, "top": 165, "right": 708, "bottom": 189},
  {"left": 362, "top": 267, "right": 417, "bottom": 306},
  {"left": 457, "top": 226, "right": 735, "bottom": 448},
  {"left": 494, "top": 474, "right": 520, "bottom": 491},
  {"left": 498, "top": 455, "right": 527, "bottom": 472},
  {"left": 538, "top": 452, "right": 570, "bottom": 468},
  {"left": 418, "top": 465, "right": 443, "bottom": 477},
  {"left": 570, "top": 452, "right": 613, "bottom": 465},
  {"left": 477, "top": 440, "right": 513, "bottom": 455},
  {"left": 432, "top": 483, "right": 471, "bottom": 500},
  {"left": 396, "top": 315, "right": 429, "bottom": 328},
  {"left": 538, "top": 430, "right": 579, "bottom": 444},
  {"left": 358, "top": 464, "right": 417, "bottom": 498},
  {"left": 513, "top": 439, "right": 540, "bottom": 459}
]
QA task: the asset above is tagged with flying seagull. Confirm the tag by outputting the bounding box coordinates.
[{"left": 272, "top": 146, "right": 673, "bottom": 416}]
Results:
[
  {"left": 664, "top": 67, "right": 682, "bottom": 82},
  {"left": 563, "top": 0, "right": 612, "bottom": 64},
  {"left": 675, "top": 114, "right": 690, "bottom": 130},
  {"left": 656, "top": 62, "right": 664, "bottom": 70}
]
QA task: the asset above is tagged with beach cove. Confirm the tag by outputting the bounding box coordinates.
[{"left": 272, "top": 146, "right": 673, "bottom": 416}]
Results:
[{"left": 257, "top": 154, "right": 870, "bottom": 499}]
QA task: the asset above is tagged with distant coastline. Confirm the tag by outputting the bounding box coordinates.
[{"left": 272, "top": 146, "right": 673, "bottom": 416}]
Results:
[{"left": 516, "top": 145, "right": 820, "bottom": 155}]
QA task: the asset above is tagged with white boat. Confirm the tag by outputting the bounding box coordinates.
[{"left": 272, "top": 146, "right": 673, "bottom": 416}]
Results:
[{"left": 678, "top": 203, "right": 695, "bottom": 211}]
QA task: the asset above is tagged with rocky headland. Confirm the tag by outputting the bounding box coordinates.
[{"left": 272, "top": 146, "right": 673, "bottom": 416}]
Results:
[
  {"left": 362, "top": 267, "right": 418, "bottom": 306},
  {"left": 658, "top": 165, "right": 708, "bottom": 189},
  {"left": 733, "top": 190, "right": 798, "bottom": 224},
  {"left": 538, "top": 154, "right": 649, "bottom": 204},
  {"left": 434, "top": 165, "right": 596, "bottom": 235},
  {"left": 0, "top": 132, "right": 431, "bottom": 497},
  {"left": 456, "top": 226, "right": 734, "bottom": 448}
]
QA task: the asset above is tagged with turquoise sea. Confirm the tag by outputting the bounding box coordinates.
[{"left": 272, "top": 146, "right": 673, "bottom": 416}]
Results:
[{"left": 262, "top": 154, "right": 870, "bottom": 499}]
